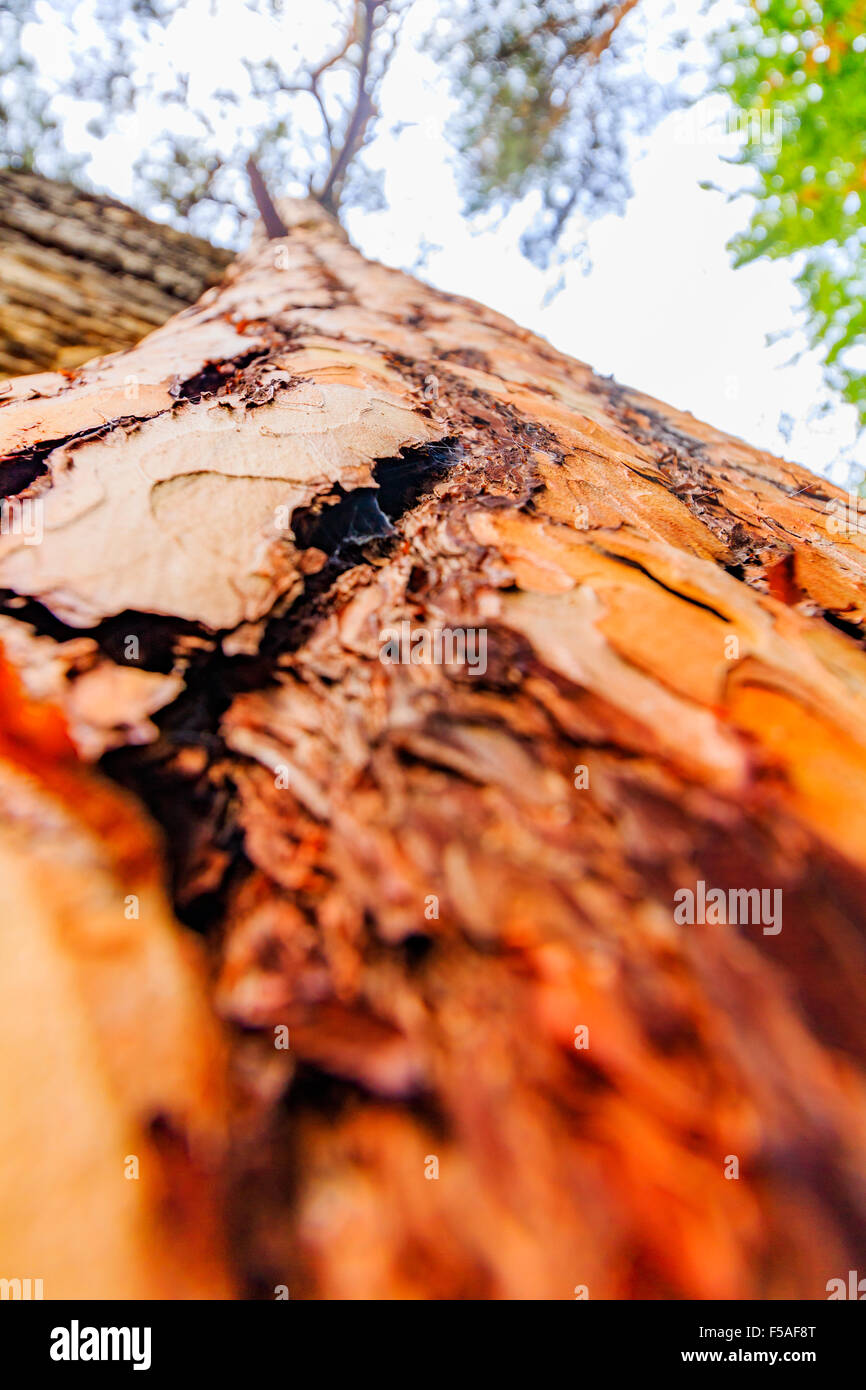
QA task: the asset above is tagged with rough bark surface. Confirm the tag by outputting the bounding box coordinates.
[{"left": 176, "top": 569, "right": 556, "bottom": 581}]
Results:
[
  {"left": 2, "top": 199, "right": 866, "bottom": 1300},
  {"left": 0, "top": 168, "right": 232, "bottom": 376}
]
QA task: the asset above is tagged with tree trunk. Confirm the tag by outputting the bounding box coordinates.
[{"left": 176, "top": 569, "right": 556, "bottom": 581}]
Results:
[
  {"left": 0, "top": 168, "right": 232, "bottom": 377},
  {"left": 1, "top": 197, "right": 865, "bottom": 1300}
]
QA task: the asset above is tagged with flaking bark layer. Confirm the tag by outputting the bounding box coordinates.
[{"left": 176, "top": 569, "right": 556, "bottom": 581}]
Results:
[{"left": 1, "top": 198, "right": 866, "bottom": 1298}]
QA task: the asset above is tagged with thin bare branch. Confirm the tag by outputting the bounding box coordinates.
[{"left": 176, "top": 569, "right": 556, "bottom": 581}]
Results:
[
  {"left": 309, "top": 72, "right": 335, "bottom": 158},
  {"left": 318, "top": 0, "right": 380, "bottom": 212},
  {"left": 245, "top": 155, "right": 287, "bottom": 237},
  {"left": 583, "top": 0, "right": 640, "bottom": 62}
]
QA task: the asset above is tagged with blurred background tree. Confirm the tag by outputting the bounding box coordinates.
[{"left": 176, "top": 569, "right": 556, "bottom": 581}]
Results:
[
  {"left": 0, "top": 0, "right": 664, "bottom": 255},
  {"left": 434, "top": 0, "right": 676, "bottom": 265},
  {"left": 715, "top": 0, "right": 866, "bottom": 429}
]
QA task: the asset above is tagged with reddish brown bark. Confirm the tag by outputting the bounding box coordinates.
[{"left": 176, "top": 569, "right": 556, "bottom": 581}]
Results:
[{"left": 1, "top": 199, "right": 865, "bottom": 1299}]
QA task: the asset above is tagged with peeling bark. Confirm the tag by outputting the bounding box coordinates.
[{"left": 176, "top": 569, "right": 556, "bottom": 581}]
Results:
[{"left": 2, "top": 197, "right": 866, "bottom": 1299}]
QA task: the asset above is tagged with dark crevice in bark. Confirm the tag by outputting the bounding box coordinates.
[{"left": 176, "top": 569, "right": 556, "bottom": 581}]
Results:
[
  {"left": 291, "top": 438, "right": 462, "bottom": 556},
  {"left": 1, "top": 411, "right": 172, "bottom": 477},
  {"left": 285, "top": 1062, "right": 450, "bottom": 1134},
  {"left": 723, "top": 561, "right": 747, "bottom": 582},
  {"left": 169, "top": 349, "right": 274, "bottom": 403},
  {"left": 0, "top": 591, "right": 214, "bottom": 671},
  {"left": 0, "top": 436, "right": 463, "bottom": 661},
  {"left": 105, "top": 734, "right": 250, "bottom": 932},
  {"left": 597, "top": 548, "right": 731, "bottom": 623},
  {"left": 93, "top": 438, "right": 465, "bottom": 930},
  {"left": 0, "top": 447, "right": 52, "bottom": 496},
  {"left": 438, "top": 346, "right": 493, "bottom": 373},
  {"left": 821, "top": 608, "right": 866, "bottom": 646}
]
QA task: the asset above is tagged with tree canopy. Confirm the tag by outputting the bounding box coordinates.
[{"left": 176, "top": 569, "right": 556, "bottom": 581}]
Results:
[
  {"left": 2, "top": 1, "right": 861, "bottom": 433},
  {"left": 0, "top": 0, "right": 656, "bottom": 257}
]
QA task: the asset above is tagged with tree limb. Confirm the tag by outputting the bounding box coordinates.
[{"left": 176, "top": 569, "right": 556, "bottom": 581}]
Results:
[
  {"left": 245, "top": 155, "right": 288, "bottom": 238},
  {"left": 318, "top": 0, "right": 380, "bottom": 212}
]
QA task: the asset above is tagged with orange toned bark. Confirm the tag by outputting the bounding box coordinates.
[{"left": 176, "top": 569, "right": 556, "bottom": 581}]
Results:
[
  {"left": 0, "top": 654, "right": 233, "bottom": 1299},
  {"left": 1, "top": 198, "right": 865, "bottom": 1298}
]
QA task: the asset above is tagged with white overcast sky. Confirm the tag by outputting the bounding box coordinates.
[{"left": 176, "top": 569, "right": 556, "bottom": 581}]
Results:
[{"left": 38, "top": 0, "right": 863, "bottom": 484}]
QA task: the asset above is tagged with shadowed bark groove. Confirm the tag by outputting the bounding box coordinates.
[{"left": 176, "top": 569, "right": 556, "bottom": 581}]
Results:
[{"left": 1, "top": 196, "right": 866, "bottom": 1299}]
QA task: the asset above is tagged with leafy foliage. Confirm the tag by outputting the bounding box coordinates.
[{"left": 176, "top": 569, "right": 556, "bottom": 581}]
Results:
[
  {"left": 436, "top": 0, "right": 672, "bottom": 265},
  {"left": 718, "top": 0, "right": 866, "bottom": 425}
]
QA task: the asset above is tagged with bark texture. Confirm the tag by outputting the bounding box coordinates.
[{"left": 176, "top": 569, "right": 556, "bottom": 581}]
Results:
[
  {"left": 0, "top": 168, "right": 231, "bottom": 376},
  {"left": 1, "top": 200, "right": 866, "bottom": 1300}
]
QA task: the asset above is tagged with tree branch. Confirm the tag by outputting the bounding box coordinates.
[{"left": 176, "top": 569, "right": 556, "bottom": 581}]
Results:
[
  {"left": 245, "top": 156, "right": 288, "bottom": 238},
  {"left": 582, "top": 0, "right": 640, "bottom": 62},
  {"left": 318, "top": 0, "right": 379, "bottom": 213}
]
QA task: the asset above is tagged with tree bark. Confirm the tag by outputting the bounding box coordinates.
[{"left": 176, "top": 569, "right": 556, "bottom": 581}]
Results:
[
  {"left": 1, "top": 197, "right": 866, "bottom": 1300},
  {"left": 0, "top": 168, "right": 231, "bottom": 377}
]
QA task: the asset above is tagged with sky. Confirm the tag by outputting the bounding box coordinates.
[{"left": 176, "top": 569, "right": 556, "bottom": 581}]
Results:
[{"left": 29, "top": 0, "right": 863, "bottom": 485}]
